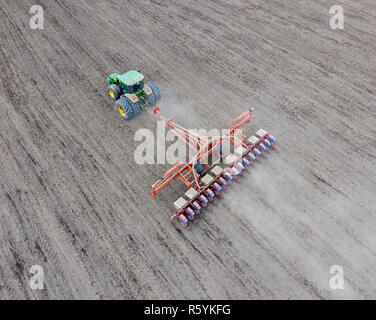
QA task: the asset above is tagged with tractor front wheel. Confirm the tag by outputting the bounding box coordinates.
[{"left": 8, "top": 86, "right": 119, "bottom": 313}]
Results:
[
  {"left": 115, "top": 97, "right": 134, "bottom": 120},
  {"left": 107, "top": 84, "right": 121, "bottom": 101}
]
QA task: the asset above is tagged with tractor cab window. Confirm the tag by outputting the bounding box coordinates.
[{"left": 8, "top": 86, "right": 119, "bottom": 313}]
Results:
[{"left": 129, "top": 81, "right": 144, "bottom": 93}]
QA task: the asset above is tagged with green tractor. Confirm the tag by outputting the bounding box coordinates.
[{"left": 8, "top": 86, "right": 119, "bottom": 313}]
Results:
[{"left": 107, "top": 69, "right": 161, "bottom": 120}]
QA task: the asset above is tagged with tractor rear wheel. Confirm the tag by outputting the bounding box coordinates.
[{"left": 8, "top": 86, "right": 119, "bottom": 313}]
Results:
[
  {"left": 146, "top": 82, "right": 161, "bottom": 106},
  {"left": 115, "top": 97, "right": 134, "bottom": 120},
  {"left": 107, "top": 84, "right": 121, "bottom": 101}
]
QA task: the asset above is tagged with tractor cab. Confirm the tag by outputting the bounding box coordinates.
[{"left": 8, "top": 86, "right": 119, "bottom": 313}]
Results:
[
  {"left": 107, "top": 70, "right": 145, "bottom": 94},
  {"left": 119, "top": 70, "right": 145, "bottom": 94}
]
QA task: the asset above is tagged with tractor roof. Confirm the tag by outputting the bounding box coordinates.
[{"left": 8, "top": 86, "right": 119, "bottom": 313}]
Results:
[{"left": 118, "top": 70, "right": 144, "bottom": 86}]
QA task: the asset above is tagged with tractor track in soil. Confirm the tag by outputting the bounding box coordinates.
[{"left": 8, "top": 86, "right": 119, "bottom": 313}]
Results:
[{"left": 0, "top": 0, "right": 375, "bottom": 299}]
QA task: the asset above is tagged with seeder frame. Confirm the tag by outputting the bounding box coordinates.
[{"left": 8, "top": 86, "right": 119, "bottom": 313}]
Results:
[{"left": 150, "top": 106, "right": 275, "bottom": 229}]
